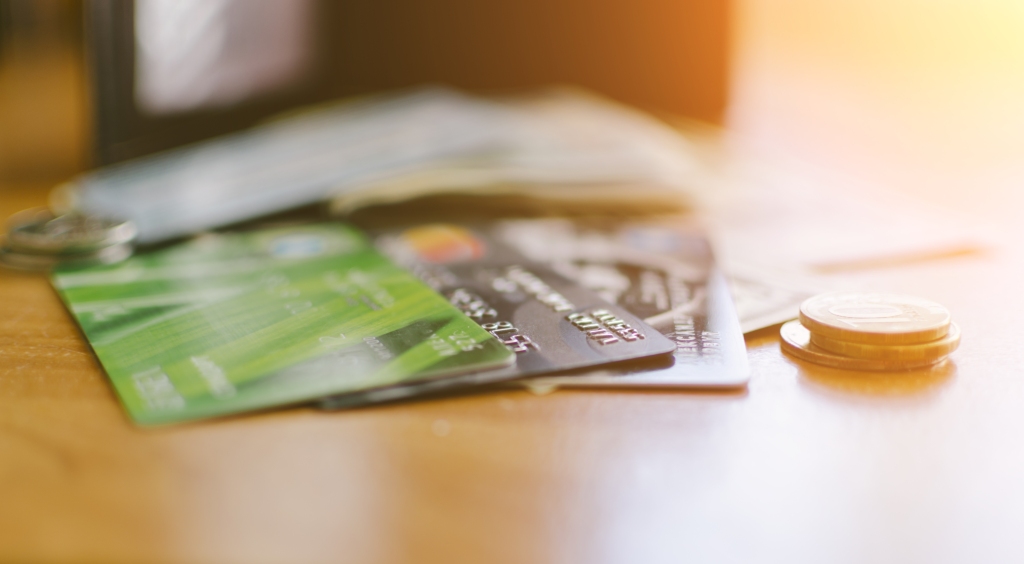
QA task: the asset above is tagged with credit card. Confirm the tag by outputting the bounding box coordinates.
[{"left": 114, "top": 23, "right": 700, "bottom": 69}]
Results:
[
  {"left": 493, "top": 217, "right": 748, "bottom": 388},
  {"left": 318, "top": 223, "right": 677, "bottom": 409},
  {"left": 51, "top": 223, "right": 514, "bottom": 425}
]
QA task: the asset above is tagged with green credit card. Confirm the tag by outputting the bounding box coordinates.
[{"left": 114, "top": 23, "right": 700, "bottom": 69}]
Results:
[{"left": 52, "top": 223, "right": 515, "bottom": 426}]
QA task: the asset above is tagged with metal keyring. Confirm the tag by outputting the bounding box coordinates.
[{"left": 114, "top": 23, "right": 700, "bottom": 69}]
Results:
[{"left": 6, "top": 208, "right": 137, "bottom": 255}]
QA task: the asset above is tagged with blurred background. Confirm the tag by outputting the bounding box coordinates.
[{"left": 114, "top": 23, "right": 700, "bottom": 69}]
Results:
[
  {"left": 0, "top": 0, "right": 728, "bottom": 183},
  {"left": 2, "top": 0, "right": 1024, "bottom": 222},
  {"left": 0, "top": 0, "right": 86, "bottom": 182},
  {"left": 731, "top": 0, "right": 1024, "bottom": 222}
]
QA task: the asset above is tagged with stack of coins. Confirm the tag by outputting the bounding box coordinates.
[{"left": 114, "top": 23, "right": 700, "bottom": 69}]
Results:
[
  {"left": 780, "top": 292, "right": 960, "bottom": 371},
  {"left": 0, "top": 208, "right": 136, "bottom": 271}
]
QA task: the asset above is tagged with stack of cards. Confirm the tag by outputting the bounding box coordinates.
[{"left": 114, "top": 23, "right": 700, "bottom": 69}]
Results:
[
  {"left": 53, "top": 218, "right": 748, "bottom": 426},
  {"left": 41, "top": 86, "right": 780, "bottom": 426}
]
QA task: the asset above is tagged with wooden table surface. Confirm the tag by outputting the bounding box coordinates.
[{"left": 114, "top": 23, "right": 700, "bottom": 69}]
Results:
[
  {"left": 3, "top": 159, "right": 1023, "bottom": 564},
  {"left": 5, "top": 2, "right": 1024, "bottom": 562}
]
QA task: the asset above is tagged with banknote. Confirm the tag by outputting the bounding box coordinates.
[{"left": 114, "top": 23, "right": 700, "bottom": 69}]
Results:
[
  {"left": 52, "top": 223, "right": 514, "bottom": 425},
  {"left": 724, "top": 262, "right": 820, "bottom": 334},
  {"left": 491, "top": 217, "right": 749, "bottom": 388},
  {"left": 318, "top": 223, "right": 678, "bottom": 408},
  {"left": 66, "top": 89, "right": 513, "bottom": 244},
  {"left": 65, "top": 87, "right": 696, "bottom": 245}
]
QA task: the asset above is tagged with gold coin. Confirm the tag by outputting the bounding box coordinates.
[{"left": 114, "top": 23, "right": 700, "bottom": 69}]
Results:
[
  {"left": 810, "top": 322, "right": 961, "bottom": 361},
  {"left": 799, "top": 292, "right": 950, "bottom": 345},
  {"left": 779, "top": 321, "right": 947, "bottom": 371}
]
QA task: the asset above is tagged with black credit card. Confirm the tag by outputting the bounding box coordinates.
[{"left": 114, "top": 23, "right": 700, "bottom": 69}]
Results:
[
  {"left": 492, "top": 217, "right": 748, "bottom": 388},
  {"left": 318, "top": 223, "right": 677, "bottom": 408}
]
